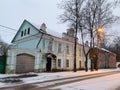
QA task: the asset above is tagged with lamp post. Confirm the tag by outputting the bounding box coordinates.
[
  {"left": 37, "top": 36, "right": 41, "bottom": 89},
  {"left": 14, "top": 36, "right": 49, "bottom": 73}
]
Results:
[
  {"left": 97, "top": 27, "right": 103, "bottom": 47},
  {"left": 96, "top": 27, "right": 103, "bottom": 70}
]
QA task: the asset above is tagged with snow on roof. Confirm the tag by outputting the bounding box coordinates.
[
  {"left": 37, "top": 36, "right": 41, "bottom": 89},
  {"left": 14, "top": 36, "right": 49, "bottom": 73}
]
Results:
[
  {"left": 93, "top": 46, "right": 115, "bottom": 54},
  {"left": 98, "top": 47, "right": 115, "bottom": 55},
  {"left": 46, "top": 28, "right": 63, "bottom": 38},
  {"left": 30, "top": 22, "right": 62, "bottom": 38},
  {"left": 100, "top": 48, "right": 111, "bottom": 53},
  {"left": 31, "top": 22, "right": 41, "bottom": 30}
]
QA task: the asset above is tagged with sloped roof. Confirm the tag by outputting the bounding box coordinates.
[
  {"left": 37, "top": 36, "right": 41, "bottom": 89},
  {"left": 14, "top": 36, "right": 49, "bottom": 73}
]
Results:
[
  {"left": 11, "top": 20, "right": 40, "bottom": 43},
  {"left": 100, "top": 48, "right": 111, "bottom": 53},
  {"left": 96, "top": 47, "right": 115, "bottom": 55},
  {"left": 12, "top": 20, "right": 63, "bottom": 43},
  {"left": 31, "top": 22, "right": 63, "bottom": 38}
]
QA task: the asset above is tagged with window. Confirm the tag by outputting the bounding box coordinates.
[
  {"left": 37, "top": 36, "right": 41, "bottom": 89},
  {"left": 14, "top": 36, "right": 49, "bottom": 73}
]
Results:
[
  {"left": 43, "top": 39, "right": 45, "bottom": 49},
  {"left": 21, "top": 28, "right": 30, "bottom": 37},
  {"left": 58, "top": 43, "right": 62, "bottom": 53},
  {"left": 66, "top": 45, "right": 69, "bottom": 54},
  {"left": 24, "top": 29, "right": 26, "bottom": 36},
  {"left": 28, "top": 27, "right": 30, "bottom": 34},
  {"left": 79, "top": 61, "right": 81, "bottom": 68},
  {"left": 58, "top": 59, "right": 61, "bottom": 67},
  {"left": 66, "top": 59, "right": 69, "bottom": 67},
  {"left": 79, "top": 48, "right": 81, "bottom": 56},
  {"left": 21, "top": 31, "right": 23, "bottom": 37},
  {"left": 48, "top": 41, "right": 53, "bottom": 51}
]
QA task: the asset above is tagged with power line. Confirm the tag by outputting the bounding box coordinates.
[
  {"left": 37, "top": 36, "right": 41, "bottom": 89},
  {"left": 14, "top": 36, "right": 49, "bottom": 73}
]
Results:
[{"left": 0, "top": 24, "right": 17, "bottom": 31}]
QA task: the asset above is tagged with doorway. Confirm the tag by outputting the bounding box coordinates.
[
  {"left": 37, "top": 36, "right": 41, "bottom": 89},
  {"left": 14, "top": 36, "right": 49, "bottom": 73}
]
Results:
[{"left": 46, "top": 57, "right": 52, "bottom": 72}]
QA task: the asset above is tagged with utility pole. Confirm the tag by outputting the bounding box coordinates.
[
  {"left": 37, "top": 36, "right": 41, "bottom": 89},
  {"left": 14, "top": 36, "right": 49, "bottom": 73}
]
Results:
[{"left": 73, "top": 0, "right": 78, "bottom": 72}]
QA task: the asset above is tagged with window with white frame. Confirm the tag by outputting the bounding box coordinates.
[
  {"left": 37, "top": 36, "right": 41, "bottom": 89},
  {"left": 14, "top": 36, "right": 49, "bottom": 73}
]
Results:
[
  {"left": 79, "top": 61, "right": 81, "bottom": 68},
  {"left": 58, "top": 43, "right": 62, "bottom": 53},
  {"left": 58, "top": 59, "right": 61, "bottom": 67},
  {"left": 66, "top": 59, "right": 69, "bottom": 67},
  {"left": 48, "top": 41, "right": 53, "bottom": 51},
  {"left": 42, "top": 39, "right": 45, "bottom": 49},
  {"left": 66, "top": 45, "right": 69, "bottom": 54},
  {"left": 79, "top": 48, "right": 81, "bottom": 56}
]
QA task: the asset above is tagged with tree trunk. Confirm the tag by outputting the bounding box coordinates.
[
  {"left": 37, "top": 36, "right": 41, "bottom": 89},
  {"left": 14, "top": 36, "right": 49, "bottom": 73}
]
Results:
[{"left": 85, "top": 55, "right": 88, "bottom": 72}]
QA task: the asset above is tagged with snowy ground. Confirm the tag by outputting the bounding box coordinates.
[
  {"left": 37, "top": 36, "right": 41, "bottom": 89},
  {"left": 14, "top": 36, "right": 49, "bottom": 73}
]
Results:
[{"left": 0, "top": 69, "right": 120, "bottom": 90}]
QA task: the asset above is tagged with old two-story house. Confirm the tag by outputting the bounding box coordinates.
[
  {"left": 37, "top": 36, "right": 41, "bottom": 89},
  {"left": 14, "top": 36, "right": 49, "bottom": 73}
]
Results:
[{"left": 6, "top": 20, "right": 90, "bottom": 74}]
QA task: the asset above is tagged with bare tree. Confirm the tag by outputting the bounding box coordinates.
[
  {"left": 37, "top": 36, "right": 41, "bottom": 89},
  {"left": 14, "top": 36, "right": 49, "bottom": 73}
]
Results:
[
  {"left": 107, "top": 36, "right": 120, "bottom": 62},
  {"left": 80, "top": 0, "right": 119, "bottom": 71},
  {"left": 0, "top": 41, "right": 8, "bottom": 56},
  {"left": 59, "top": 0, "right": 88, "bottom": 72},
  {"left": 59, "top": 0, "right": 119, "bottom": 71}
]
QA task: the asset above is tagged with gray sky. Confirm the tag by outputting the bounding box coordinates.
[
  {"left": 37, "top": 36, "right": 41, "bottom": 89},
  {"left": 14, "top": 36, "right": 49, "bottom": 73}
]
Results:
[
  {"left": 0, "top": 0, "right": 120, "bottom": 44},
  {"left": 0, "top": 0, "right": 67, "bottom": 43}
]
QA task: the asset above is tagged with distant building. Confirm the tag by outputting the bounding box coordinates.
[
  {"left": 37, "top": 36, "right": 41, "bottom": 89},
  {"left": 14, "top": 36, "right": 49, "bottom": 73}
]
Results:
[{"left": 97, "top": 48, "right": 116, "bottom": 68}]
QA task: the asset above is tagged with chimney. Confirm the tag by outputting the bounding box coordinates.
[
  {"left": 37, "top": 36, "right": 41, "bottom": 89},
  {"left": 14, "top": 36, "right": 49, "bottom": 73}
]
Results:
[{"left": 40, "top": 23, "right": 47, "bottom": 32}]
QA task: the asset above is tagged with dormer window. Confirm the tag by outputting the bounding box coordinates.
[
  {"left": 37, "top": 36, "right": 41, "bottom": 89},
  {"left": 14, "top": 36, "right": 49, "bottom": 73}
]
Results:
[
  {"left": 24, "top": 29, "right": 26, "bottom": 36},
  {"left": 28, "top": 27, "right": 30, "bottom": 34},
  {"left": 21, "top": 27, "right": 30, "bottom": 37},
  {"left": 21, "top": 31, "right": 24, "bottom": 37}
]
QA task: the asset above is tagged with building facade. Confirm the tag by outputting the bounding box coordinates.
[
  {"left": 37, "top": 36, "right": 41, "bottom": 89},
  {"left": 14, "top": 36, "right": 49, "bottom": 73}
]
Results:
[
  {"left": 98, "top": 48, "right": 116, "bottom": 68},
  {"left": 6, "top": 20, "right": 116, "bottom": 74},
  {"left": 6, "top": 20, "right": 90, "bottom": 74}
]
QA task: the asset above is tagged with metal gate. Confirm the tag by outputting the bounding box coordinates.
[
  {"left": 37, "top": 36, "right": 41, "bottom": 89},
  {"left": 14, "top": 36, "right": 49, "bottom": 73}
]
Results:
[
  {"left": 0, "top": 55, "right": 6, "bottom": 74},
  {"left": 16, "top": 54, "right": 35, "bottom": 74}
]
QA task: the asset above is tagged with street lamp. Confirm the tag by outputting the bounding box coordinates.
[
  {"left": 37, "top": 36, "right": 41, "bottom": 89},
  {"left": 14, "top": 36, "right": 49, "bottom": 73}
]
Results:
[
  {"left": 97, "top": 27, "right": 103, "bottom": 33},
  {"left": 97, "top": 27, "right": 103, "bottom": 47},
  {"left": 95, "top": 26, "right": 103, "bottom": 71}
]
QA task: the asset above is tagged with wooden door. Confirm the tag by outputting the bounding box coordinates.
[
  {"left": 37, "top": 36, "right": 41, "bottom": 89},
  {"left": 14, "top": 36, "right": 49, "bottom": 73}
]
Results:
[{"left": 16, "top": 54, "right": 35, "bottom": 74}]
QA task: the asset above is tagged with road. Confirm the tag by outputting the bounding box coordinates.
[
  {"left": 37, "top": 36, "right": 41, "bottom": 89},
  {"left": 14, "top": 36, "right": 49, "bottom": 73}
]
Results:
[{"left": 0, "top": 71, "right": 119, "bottom": 90}]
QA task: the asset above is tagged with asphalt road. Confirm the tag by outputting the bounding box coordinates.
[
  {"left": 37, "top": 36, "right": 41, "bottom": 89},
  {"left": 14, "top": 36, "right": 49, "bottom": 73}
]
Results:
[{"left": 0, "top": 71, "right": 119, "bottom": 90}]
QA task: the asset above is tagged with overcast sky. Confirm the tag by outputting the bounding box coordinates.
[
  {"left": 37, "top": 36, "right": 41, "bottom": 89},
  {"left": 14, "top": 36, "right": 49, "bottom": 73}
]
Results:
[
  {"left": 0, "top": 0, "right": 120, "bottom": 44},
  {"left": 0, "top": 0, "right": 67, "bottom": 43}
]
